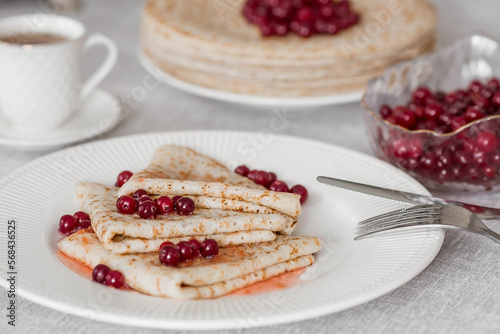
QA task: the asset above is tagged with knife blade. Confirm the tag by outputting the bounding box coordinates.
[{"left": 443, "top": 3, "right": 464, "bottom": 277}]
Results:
[{"left": 316, "top": 176, "right": 500, "bottom": 219}]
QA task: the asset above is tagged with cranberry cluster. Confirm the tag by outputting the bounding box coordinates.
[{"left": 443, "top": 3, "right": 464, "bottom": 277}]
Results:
[
  {"left": 92, "top": 264, "right": 125, "bottom": 289},
  {"left": 242, "top": 0, "right": 359, "bottom": 38},
  {"left": 116, "top": 190, "right": 195, "bottom": 219},
  {"left": 59, "top": 211, "right": 91, "bottom": 236},
  {"left": 235, "top": 165, "right": 309, "bottom": 203},
  {"left": 374, "top": 78, "right": 500, "bottom": 189},
  {"left": 380, "top": 78, "right": 500, "bottom": 133},
  {"left": 158, "top": 239, "right": 219, "bottom": 267}
]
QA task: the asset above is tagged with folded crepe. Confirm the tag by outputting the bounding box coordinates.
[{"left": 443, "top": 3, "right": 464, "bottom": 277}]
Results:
[
  {"left": 78, "top": 182, "right": 296, "bottom": 254},
  {"left": 58, "top": 229, "right": 322, "bottom": 299},
  {"left": 118, "top": 145, "right": 302, "bottom": 219}
]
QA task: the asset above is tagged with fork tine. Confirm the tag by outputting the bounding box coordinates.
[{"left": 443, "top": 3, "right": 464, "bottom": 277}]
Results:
[
  {"left": 355, "top": 204, "right": 443, "bottom": 239},
  {"left": 357, "top": 205, "right": 442, "bottom": 226}
]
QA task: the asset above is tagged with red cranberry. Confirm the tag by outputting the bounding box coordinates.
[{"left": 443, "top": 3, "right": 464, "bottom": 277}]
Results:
[
  {"left": 455, "top": 89, "right": 469, "bottom": 100},
  {"left": 115, "top": 170, "right": 133, "bottom": 187},
  {"left": 413, "top": 87, "right": 432, "bottom": 104},
  {"left": 73, "top": 211, "right": 90, "bottom": 223},
  {"left": 247, "top": 170, "right": 258, "bottom": 180},
  {"left": 268, "top": 172, "right": 277, "bottom": 183},
  {"left": 450, "top": 116, "right": 467, "bottom": 131},
  {"left": 488, "top": 78, "right": 500, "bottom": 91},
  {"left": 473, "top": 151, "right": 488, "bottom": 167},
  {"left": 451, "top": 166, "right": 463, "bottom": 180},
  {"left": 410, "top": 105, "right": 425, "bottom": 118},
  {"left": 424, "top": 104, "right": 443, "bottom": 121},
  {"left": 385, "top": 115, "right": 396, "bottom": 125},
  {"left": 92, "top": 264, "right": 110, "bottom": 284},
  {"left": 455, "top": 151, "right": 471, "bottom": 165},
  {"left": 464, "top": 107, "right": 484, "bottom": 123},
  {"left": 438, "top": 113, "right": 452, "bottom": 126},
  {"left": 272, "top": 3, "right": 293, "bottom": 19},
  {"left": 59, "top": 215, "right": 78, "bottom": 235},
  {"left": 482, "top": 165, "right": 496, "bottom": 178},
  {"left": 137, "top": 201, "right": 157, "bottom": 219},
  {"left": 325, "top": 21, "right": 340, "bottom": 35},
  {"left": 295, "top": 7, "right": 314, "bottom": 23},
  {"left": 392, "top": 140, "right": 412, "bottom": 159},
  {"left": 394, "top": 109, "right": 417, "bottom": 129},
  {"left": 462, "top": 138, "right": 476, "bottom": 153},
  {"left": 492, "top": 153, "right": 500, "bottom": 166},
  {"left": 235, "top": 165, "right": 250, "bottom": 176},
  {"left": 480, "top": 87, "right": 493, "bottom": 99},
  {"left": 172, "top": 195, "right": 182, "bottom": 205},
  {"left": 437, "top": 168, "right": 452, "bottom": 183},
  {"left": 273, "top": 22, "right": 289, "bottom": 35},
  {"left": 346, "top": 12, "right": 360, "bottom": 25},
  {"left": 476, "top": 131, "right": 498, "bottom": 153},
  {"left": 116, "top": 195, "right": 136, "bottom": 214},
  {"left": 290, "top": 184, "right": 308, "bottom": 204},
  {"left": 435, "top": 91, "right": 446, "bottom": 102},
  {"left": 468, "top": 167, "right": 481, "bottom": 181},
  {"left": 319, "top": 4, "right": 335, "bottom": 18},
  {"left": 253, "top": 171, "right": 272, "bottom": 187},
  {"left": 200, "top": 239, "right": 219, "bottom": 258},
  {"left": 159, "top": 241, "right": 174, "bottom": 250},
  {"left": 159, "top": 245, "right": 181, "bottom": 266},
  {"left": 492, "top": 92, "right": 500, "bottom": 106},
  {"left": 188, "top": 239, "right": 201, "bottom": 254},
  {"left": 104, "top": 270, "right": 125, "bottom": 288},
  {"left": 468, "top": 80, "right": 483, "bottom": 93},
  {"left": 269, "top": 180, "right": 290, "bottom": 192},
  {"left": 156, "top": 196, "right": 174, "bottom": 215},
  {"left": 291, "top": 22, "right": 312, "bottom": 37},
  {"left": 471, "top": 93, "right": 489, "bottom": 108},
  {"left": 177, "top": 241, "right": 196, "bottom": 262},
  {"left": 314, "top": 20, "right": 328, "bottom": 33},
  {"left": 338, "top": 0, "right": 350, "bottom": 9},
  {"left": 137, "top": 196, "right": 154, "bottom": 206},
  {"left": 379, "top": 105, "right": 392, "bottom": 119},
  {"left": 445, "top": 92, "right": 457, "bottom": 105},
  {"left": 176, "top": 197, "right": 195, "bottom": 216},
  {"left": 79, "top": 220, "right": 91, "bottom": 229},
  {"left": 420, "top": 154, "right": 438, "bottom": 172},
  {"left": 132, "top": 189, "right": 148, "bottom": 201},
  {"left": 259, "top": 23, "right": 273, "bottom": 36}
]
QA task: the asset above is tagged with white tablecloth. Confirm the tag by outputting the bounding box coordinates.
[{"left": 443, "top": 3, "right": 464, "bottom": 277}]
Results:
[{"left": 0, "top": 0, "right": 499, "bottom": 333}]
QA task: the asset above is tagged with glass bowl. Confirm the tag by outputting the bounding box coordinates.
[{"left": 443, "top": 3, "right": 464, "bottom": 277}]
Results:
[{"left": 362, "top": 33, "right": 500, "bottom": 192}]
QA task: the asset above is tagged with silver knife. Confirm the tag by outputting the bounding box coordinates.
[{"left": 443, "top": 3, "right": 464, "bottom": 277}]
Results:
[{"left": 317, "top": 176, "right": 500, "bottom": 220}]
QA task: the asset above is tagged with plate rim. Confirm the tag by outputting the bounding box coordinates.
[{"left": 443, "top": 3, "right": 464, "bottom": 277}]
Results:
[
  {"left": 0, "top": 130, "right": 444, "bottom": 330},
  {"left": 138, "top": 51, "right": 364, "bottom": 107}
]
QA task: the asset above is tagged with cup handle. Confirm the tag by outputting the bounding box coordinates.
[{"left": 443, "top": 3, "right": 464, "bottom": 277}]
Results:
[{"left": 80, "top": 33, "right": 118, "bottom": 99}]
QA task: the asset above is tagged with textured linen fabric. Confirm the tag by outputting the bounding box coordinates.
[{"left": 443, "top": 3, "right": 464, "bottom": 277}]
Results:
[{"left": 0, "top": 0, "right": 499, "bottom": 333}]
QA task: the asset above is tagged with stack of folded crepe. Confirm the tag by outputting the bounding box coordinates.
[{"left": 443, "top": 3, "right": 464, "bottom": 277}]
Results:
[
  {"left": 58, "top": 145, "right": 321, "bottom": 299},
  {"left": 140, "top": 0, "right": 437, "bottom": 97}
]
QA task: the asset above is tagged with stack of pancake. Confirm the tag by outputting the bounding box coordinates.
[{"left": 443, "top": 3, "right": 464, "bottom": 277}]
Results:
[
  {"left": 140, "top": 0, "right": 437, "bottom": 97},
  {"left": 58, "top": 145, "right": 321, "bottom": 299}
]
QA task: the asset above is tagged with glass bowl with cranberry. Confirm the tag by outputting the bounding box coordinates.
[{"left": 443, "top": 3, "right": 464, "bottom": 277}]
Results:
[{"left": 363, "top": 34, "right": 500, "bottom": 192}]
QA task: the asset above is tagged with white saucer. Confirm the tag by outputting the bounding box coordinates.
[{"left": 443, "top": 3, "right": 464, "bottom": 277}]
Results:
[
  {"left": 0, "top": 89, "right": 122, "bottom": 151},
  {"left": 138, "top": 51, "right": 363, "bottom": 107}
]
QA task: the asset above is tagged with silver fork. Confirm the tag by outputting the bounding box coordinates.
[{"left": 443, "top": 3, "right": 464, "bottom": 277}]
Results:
[{"left": 355, "top": 204, "right": 500, "bottom": 244}]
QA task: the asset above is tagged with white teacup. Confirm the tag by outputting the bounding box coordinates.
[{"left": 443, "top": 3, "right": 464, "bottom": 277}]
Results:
[{"left": 0, "top": 14, "right": 117, "bottom": 131}]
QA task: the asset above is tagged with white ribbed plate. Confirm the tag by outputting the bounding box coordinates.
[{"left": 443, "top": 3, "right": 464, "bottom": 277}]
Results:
[
  {"left": 139, "top": 52, "right": 363, "bottom": 107},
  {"left": 0, "top": 131, "right": 443, "bottom": 330}
]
